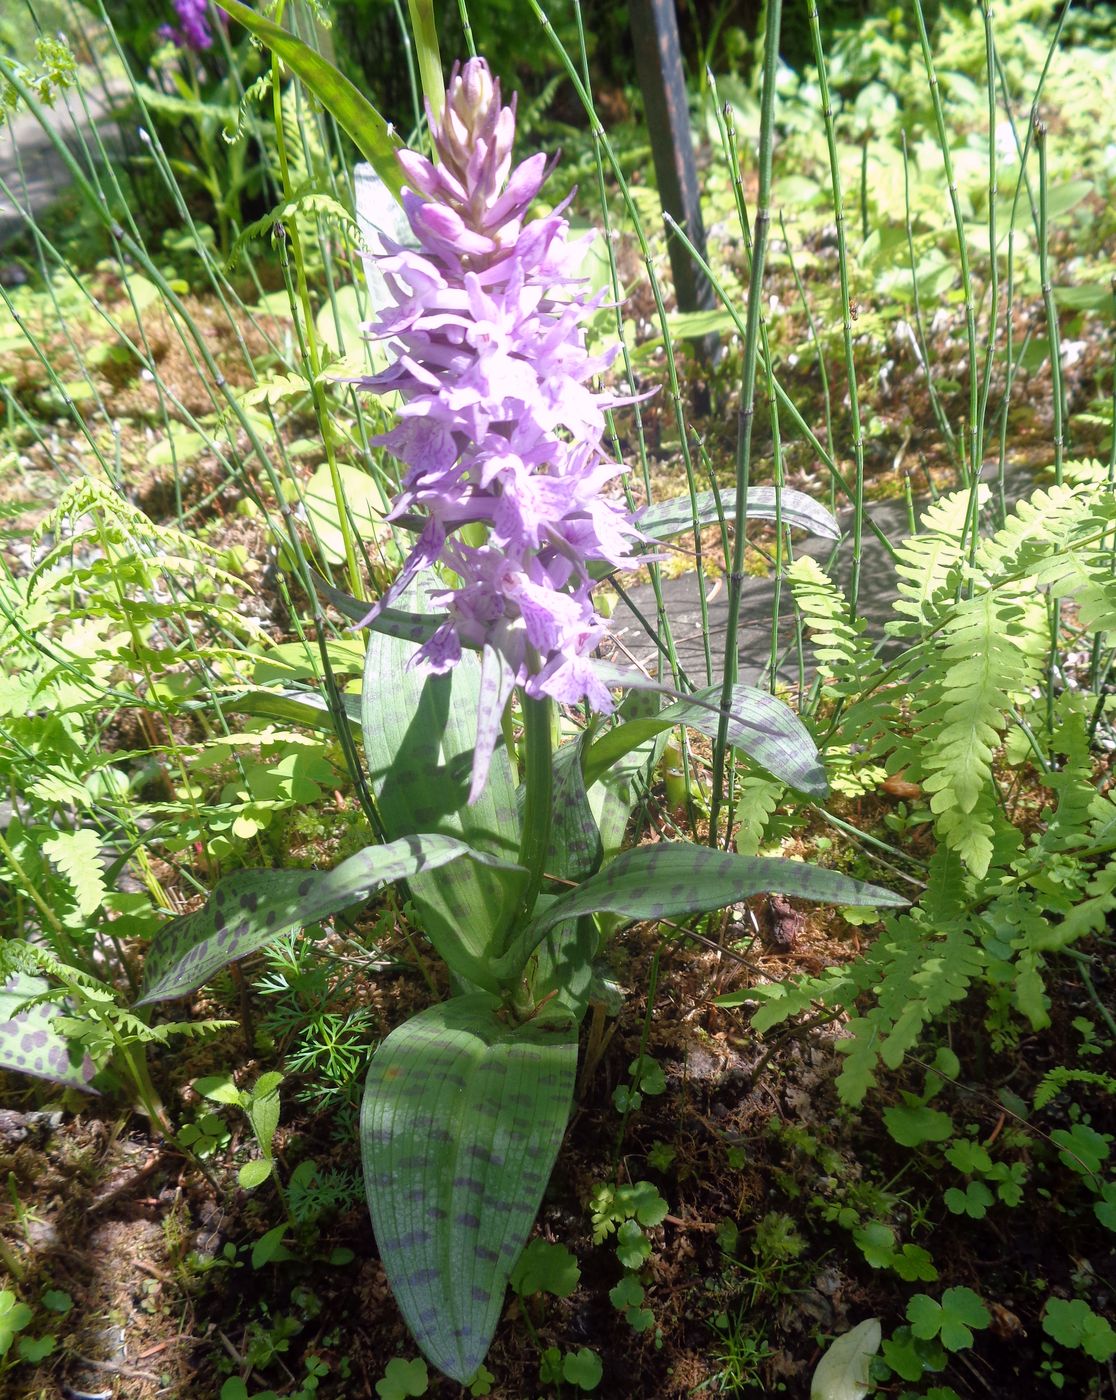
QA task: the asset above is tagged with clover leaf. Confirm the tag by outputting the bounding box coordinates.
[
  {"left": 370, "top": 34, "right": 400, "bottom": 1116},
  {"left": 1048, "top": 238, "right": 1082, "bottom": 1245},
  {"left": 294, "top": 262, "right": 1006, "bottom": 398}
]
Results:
[
  {"left": 563, "top": 1347, "right": 603, "bottom": 1391},
  {"left": 510, "top": 1239, "right": 580, "bottom": 1299},
  {"left": 908, "top": 1287, "right": 990, "bottom": 1352},
  {"left": 0, "top": 1290, "right": 32, "bottom": 1356},
  {"left": 1042, "top": 1297, "right": 1116, "bottom": 1362},
  {"left": 375, "top": 1357, "right": 429, "bottom": 1399}
]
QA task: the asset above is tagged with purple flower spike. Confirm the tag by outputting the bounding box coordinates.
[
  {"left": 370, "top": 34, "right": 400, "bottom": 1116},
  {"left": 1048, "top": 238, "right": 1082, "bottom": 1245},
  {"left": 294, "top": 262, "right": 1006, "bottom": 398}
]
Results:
[{"left": 353, "top": 57, "right": 643, "bottom": 800}]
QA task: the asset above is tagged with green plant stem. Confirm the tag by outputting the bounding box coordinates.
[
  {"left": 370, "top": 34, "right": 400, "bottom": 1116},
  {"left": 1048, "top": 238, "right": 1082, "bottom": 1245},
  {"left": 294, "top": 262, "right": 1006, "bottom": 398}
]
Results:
[
  {"left": 1034, "top": 119, "right": 1065, "bottom": 486},
  {"left": 0, "top": 828, "right": 78, "bottom": 965},
  {"left": 0, "top": 1231, "right": 25, "bottom": 1284},
  {"left": 456, "top": 0, "right": 476, "bottom": 58},
  {"left": 900, "top": 130, "right": 959, "bottom": 472},
  {"left": 807, "top": 0, "right": 866, "bottom": 617},
  {"left": 405, "top": 0, "right": 444, "bottom": 128},
  {"left": 611, "top": 945, "right": 661, "bottom": 1172},
  {"left": 1065, "top": 950, "right": 1116, "bottom": 1041},
  {"left": 510, "top": 694, "right": 555, "bottom": 953},
  {"left": 118, "top": 1040, "right": 173, "bottom": 1138},
  {"left": 270, "top": 0, "right": 364, "bottom": 604},
  {"left": 710, "top": 0, "right": 782, "bottom": 844}
]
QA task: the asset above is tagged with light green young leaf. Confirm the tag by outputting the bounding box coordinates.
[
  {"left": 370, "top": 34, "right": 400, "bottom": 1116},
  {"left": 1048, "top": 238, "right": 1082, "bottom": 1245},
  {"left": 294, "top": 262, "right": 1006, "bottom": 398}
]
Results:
[
  {"left": 237, "top": 1158, "right": 273, "bottom": 1190},
  {"left": 362, "top": 577, "right": 524, "bottom": 979},
  {"left": 810, "top": 1318, "right": 881, "bottom": 1400}
]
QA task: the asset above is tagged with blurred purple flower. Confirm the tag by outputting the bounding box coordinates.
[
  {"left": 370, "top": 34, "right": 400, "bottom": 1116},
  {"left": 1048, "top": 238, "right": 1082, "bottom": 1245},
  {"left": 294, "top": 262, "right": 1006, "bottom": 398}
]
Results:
[
  {"left": 354, "top": 57, "right": 641, "bottom": 796},
  {"left": 160, "top": 0, "right": 215, "bottom": 52}
]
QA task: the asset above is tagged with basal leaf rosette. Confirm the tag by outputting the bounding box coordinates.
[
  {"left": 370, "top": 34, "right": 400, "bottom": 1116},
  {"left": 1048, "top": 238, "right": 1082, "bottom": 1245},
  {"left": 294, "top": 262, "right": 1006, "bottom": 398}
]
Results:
[{"left": 351, "top": 57, "right": 642, "bottom": 798}]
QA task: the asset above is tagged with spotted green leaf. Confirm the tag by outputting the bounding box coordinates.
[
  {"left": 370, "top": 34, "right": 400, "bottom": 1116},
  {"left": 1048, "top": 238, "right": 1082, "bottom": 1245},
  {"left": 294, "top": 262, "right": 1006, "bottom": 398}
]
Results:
[
  {"left": 220, "top": 0, "right": 404, "bottom": 199},
  {"left": 633, "top": 486, "right": 841, "bottom": 544},
  {"left": 588, "top": 688, "right": 667, "bottom": 863},
  {"left": 362, "top": 579, "right": 524, "bottom": 984},
  {"left": 0, "top": 975, "right": 96, "bottom": 1092},
  {"left": 312, "top": 569, "right": 441, "bottom": 644},
  {"left": 137, "top": 836, "right": 522, "bottom": 1005},
  {"left": 497, "top": 845, "right": 906, "bottom": 980},
  {"left": 362, "top": 994, "right": 578, "bottom": 1383},
  {"left": 583, "top": 683, "right": 827, "bottom": 796},
  {"left": 222, "top": 687, "right": 362, "bottom": 742}
]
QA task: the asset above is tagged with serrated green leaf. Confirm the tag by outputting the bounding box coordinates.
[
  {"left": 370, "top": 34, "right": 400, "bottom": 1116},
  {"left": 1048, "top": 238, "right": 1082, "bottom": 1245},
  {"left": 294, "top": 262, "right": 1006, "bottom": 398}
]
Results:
[
  {"left": 195, "top": 1074, "right": 242, "bottom": 1105},
  {"left": 0, "top": 975, "right": 96, "bottom": 1092},
  {"left": 376, "top": 1356, "right": 429, "bottom": 1399},
  {"left": 498, "top": 845, "right": 905, "bottom": 982},
  {"left": 1042, "top": 1297, "right": 1116, "bottom": 1361},
  {"left": 583, "top": 683, "right": 827, "bottom": 796},
  {"left": 361, "top": 994, "right": 577, "bottom": 1382},
  {"left": 43, "top": 828, "right": 105, "bottom": 918},
  {"left": 883, "top": 1104, "right": 954, "bottom": 1147},
  {"left": 908, "top": 1287, "right": 990, "bottom": 1352},
  {"left": 563, "top": 1347, "right": 603, "bottom": 1391},
  {"left": 136, "top": 835, "right": 523, "bottom": 1004}
]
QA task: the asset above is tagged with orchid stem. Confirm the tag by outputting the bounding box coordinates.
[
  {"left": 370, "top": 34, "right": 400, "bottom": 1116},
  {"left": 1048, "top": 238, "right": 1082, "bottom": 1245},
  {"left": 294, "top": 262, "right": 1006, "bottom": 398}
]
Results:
[{"left": 511, "top": 693, "right": 554, "bottom": 944}]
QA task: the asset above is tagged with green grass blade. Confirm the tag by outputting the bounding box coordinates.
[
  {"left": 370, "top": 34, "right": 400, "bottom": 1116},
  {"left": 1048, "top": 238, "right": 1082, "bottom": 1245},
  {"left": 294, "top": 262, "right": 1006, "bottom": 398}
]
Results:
[
  {"left": 405, "top": 0, "right": 444, "bottom": 125},
  {"left": 221, "top": 0, "right": 405, "bottom": 198}
]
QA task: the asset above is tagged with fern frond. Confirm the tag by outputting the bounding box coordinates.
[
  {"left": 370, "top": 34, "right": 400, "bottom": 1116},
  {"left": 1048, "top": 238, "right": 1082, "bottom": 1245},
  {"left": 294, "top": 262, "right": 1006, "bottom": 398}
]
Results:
[
  {"left": 918, "top": 592, "right": 1042, "bottom": 876},
  {"left": 223, "top": 71, "right": 272, "bottom": 145},
  {"left": 890, "top": 487, "right": 986, "bottom": 633},
  {"left": 1034, "top": 1067, "right": 1116, "bottom": 1111},
  {"left": 836, "top": 919, "right": 983, "bottom": 1104},
  {"left": 42, "top": 828, "right": 106, "bottom": 918},
  {"left": 225, "top": 184, "right": 355, "bottom": 272},
  {"left": 733, "top": 775, "right": 784, "bottom": 855},
  {"left": 787, "top": 556, "right": 882, "bottom": 695}
]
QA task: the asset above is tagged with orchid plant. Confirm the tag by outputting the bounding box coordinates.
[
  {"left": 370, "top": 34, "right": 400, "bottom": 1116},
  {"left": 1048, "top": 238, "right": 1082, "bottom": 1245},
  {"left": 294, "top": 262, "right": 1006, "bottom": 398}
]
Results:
[{"left": 0, "top": 23, "right": 905, "bottom": 1387}]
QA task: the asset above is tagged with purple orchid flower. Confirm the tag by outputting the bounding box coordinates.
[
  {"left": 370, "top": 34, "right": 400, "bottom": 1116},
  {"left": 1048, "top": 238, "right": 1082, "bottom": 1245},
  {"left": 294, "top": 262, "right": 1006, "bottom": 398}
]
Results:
[
  {"left": 159, "top": 0, "right": 215, "bottom": 52},
  {"left": 353, "top": 58, "right": 643, "bottom": 799}
]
